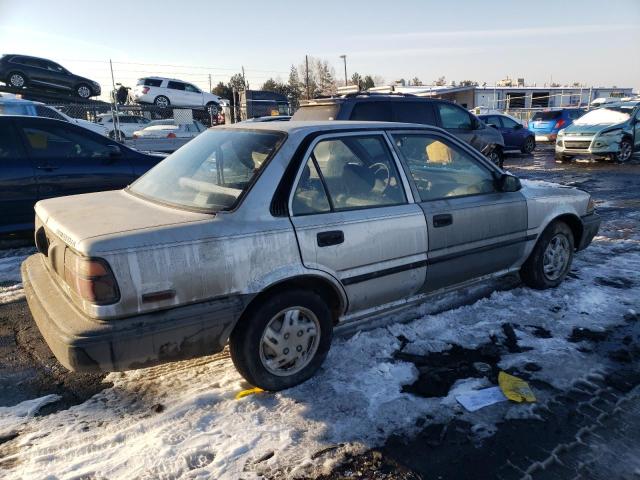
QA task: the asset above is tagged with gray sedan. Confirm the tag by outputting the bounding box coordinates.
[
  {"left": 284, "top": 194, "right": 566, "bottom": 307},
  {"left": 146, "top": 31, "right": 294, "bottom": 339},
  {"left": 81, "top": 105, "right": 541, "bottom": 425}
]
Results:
[{"left": 22, "top": 121, "right": 600, "bottom": 390}]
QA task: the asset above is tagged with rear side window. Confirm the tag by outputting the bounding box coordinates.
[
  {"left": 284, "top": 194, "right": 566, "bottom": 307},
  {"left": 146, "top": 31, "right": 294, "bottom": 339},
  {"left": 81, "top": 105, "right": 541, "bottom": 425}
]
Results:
[
  {"left": 291, "top": 104, "right": 340, "bottom": 121},
  {"left": 532, "top": 111, "right": 562, "bottom": 121},
  {"left": 167, "top": 81, "right": 186, "bottom": 91},
  {"left": 567, "top": 110, "right": 583, "bottom": 119},
  {"left": 392, "top": 102, "right": 436, "bottom": 125},
  {"left": 138, "top": 78, "right": 163, "bottom": 87},
  {"left": 500, "top": 116, "right": 519, "bottom": 128},
  {"left": 350, "top": 102, "right": 392, "bottom": 122},
  {"left": 0, "top": 123, "right": 22, "bottom": 158},
  {"left": 436, "top": 103, "right": 473, "bottom": 130}
]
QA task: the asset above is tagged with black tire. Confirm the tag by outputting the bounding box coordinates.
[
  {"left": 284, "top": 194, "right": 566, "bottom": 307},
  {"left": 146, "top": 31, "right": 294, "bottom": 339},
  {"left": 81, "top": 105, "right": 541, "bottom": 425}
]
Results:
[
  {"left": 521, "top": 136, "right": 535, "bottom": 154},
  {"left": 611, "top": 137, "right": 633, "bottom": 163},
  {"left": 520, "top": 221, "right": 574, "bottom": 290},
  {"left": 108, "top": 130, "right": 126, "bottom": 140},
  {"left": 154, "top": 95, "right": 170, "bottom": 108},
  {"left": 7, "top": 71, "right": 26, "bottom": 88},
  {"left": 76, "top": 83, "right": 92, "bottom": 99},
  {"left": 230, "top": 289, "right": 333, "bottom": 391},
  {"left": 488, "top": 147, "right": 504, "bottom": 168}
]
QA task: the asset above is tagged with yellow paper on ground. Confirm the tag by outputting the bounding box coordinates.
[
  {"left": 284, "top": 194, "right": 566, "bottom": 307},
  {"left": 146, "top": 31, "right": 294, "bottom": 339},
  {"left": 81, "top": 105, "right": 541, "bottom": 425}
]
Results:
[
  {"left": 498, "top": 371, "right": 536, "bottom": 403},
  {"left": 235, "top": 387, "right": 264, "bottom": 400}
]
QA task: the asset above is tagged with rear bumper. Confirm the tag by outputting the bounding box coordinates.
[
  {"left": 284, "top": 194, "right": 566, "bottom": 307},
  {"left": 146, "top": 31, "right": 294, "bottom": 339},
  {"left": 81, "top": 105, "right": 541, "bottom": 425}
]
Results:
[
  {"left": 22, "top": 254, "right": 250, "bottom": 372},
  {"left": 578, "top": 213, "right": 601, "bottom": 251},
  {"left": 534, "top": 133, "right": 557, "bottom": 142}
]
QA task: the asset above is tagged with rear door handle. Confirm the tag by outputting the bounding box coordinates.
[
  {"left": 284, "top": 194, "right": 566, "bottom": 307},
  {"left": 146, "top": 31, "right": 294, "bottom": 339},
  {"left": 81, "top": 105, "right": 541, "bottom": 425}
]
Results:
[
  {"left": 317, "top": 230, "right": 344, "bottom": 247},
  {"left": 433, "top": 214, "right": 453, "bottom": 228}
]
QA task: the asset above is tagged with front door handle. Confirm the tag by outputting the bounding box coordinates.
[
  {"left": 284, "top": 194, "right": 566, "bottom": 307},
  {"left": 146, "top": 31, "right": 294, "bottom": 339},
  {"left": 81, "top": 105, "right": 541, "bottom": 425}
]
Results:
[
  {"left": 433, "top": 214, "right": 453, "bottom": 228},
  {"left": 36, "top": 164, "right": 59, "bottom": 171},
  {"left": 317, "top": 230, "right": 344, "bottom": 247}
]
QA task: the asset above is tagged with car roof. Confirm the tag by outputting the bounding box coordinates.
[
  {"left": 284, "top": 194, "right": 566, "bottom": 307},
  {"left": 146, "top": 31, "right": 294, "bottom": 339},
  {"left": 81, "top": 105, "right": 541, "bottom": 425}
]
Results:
[{"left": 223, "top": 120, "right": 447, "bottom": 135}]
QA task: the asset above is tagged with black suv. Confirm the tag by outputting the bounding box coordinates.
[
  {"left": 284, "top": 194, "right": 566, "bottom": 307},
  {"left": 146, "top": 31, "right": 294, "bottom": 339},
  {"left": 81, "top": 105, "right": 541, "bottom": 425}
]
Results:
[
  {"left": 291, "top": 93, "right": 506, "bottom": 166},
  {"left": 0, "top": 54, "right": 101, "bottom": 99}
]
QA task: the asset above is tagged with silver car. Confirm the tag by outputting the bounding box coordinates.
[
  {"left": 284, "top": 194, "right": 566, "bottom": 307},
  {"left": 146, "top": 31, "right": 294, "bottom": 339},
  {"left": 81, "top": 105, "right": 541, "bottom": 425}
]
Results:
[{"left": 22, "top": 121, "right": 600, "bottom": 390}]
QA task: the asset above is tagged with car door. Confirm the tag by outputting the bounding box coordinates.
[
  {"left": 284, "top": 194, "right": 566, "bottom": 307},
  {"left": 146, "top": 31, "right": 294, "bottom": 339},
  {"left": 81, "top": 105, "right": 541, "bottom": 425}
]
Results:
[
  {"left": 16, "top": 118, "right": 136, "bottom": 200},
  {"left": 392, "top": 101, "right": 438, "bottom": 126},
  {"left": 166, "top": 81, "right": 187, "bottom": 106},
  {"left": 289, "top": 131, "right": 428, "bottom": 313},
  {"left": 634, "top": 109, "right": 640, "bottom": 153},
  {"left": 0, "top": 118, "right": 38, "bottom": 233},
  {"left": 500, "top": 116, "right": 528, "bottom": 149},
  {"left": 184, "top": 83, "right": 205, "bottom": 107},
  {"left": 389, "top": 130, "right": 528, "bottom": 292},
  {"left": 43, "top": 60, "right": 72, "bottom": 90},
  {"left": 435, "top": 101, "right": 486, "bottom": 152}
]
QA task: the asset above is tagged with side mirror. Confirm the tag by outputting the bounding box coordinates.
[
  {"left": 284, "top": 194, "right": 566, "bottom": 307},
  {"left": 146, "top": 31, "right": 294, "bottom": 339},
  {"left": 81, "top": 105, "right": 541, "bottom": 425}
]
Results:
[
  {"left": 496, "top": 173, "right": 521, "bottom": 192},
  {"left": 107, "top": 145, "right": 122, "bottom": 157}
]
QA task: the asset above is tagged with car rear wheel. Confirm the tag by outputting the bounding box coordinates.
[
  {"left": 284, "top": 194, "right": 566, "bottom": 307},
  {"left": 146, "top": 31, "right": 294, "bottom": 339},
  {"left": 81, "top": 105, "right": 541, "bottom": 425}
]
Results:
[
  {"left": 8, "top": 72, "right": 26, "bottom": 88},
  {"left": 76, "top": 84, "right": 92, "bottom": 99},
  {"left": 230, "top": 289, "right": 333, "bottom": 391},
  {"left": 521, "top": 136, "right": 535, "bottom": 154},
  {"left": 154, "top": 95, "right": 170, "bottom": 108},
  {"left": 108, "top": 130, "right": 125, "bottom": 140},
  {"left": 520, "top": 221, "right": 574, "bottom": 290},
  {"left": 611, "top": 138, "right": 633, "bottom": 163}
]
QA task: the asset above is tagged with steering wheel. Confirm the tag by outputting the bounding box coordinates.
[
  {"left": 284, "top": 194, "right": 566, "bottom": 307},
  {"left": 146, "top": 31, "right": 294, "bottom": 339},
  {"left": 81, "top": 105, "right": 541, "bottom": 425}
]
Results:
[{"left": 369, "top": 162, "right": 391, "bottom": 194}]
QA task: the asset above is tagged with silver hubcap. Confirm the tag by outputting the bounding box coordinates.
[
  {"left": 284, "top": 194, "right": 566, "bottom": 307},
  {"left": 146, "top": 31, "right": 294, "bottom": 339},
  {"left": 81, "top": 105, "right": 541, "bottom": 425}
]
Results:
[
  {"left": 78, "top": 86, "right": 90, "bottom": 98},
  {"left": 156, "top": 97, "right": 168, "bottom": 107},
  {"left": 543, "top": 234, "right": 570, "bottom": 280},
  {"left": 619, "top": 141, "right": 632, "bottom": 162},
  {"left": 259, "top": 307, "right": 320, "bottom": 377},
  {"left": 10, "top": 74, "right": 24, "bottom": 87}
]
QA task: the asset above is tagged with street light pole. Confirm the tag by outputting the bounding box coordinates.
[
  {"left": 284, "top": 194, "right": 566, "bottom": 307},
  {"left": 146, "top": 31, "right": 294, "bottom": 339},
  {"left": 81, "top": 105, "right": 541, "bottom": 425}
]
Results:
[{"left": 340, "top": 55, "right": 348, "bottom": 86}]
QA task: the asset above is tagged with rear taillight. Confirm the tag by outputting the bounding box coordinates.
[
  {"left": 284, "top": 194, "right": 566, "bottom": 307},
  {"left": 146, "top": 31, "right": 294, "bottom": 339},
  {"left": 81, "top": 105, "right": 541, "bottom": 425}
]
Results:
[
  {"left": 167, "top": 132, "right": 176, "bottom": 138},
  {"left": 555, "top": 119, "right": 565, "bottom": 129},
  {"left": 142, "top": 87, "right": 150, "bottom": 94},
  {"left": 64, "top": 250, "right": 119, "bottom": 304}
]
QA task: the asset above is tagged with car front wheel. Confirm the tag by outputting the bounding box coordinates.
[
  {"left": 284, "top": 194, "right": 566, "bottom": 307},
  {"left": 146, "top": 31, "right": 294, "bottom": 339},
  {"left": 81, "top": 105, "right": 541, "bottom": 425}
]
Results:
[
  {"left": 611, "top": 138, "right": 633, "bottom": 163},
  {"left": 76, "top": 84, "right": 92, "bottom": 99},
  {"left": 230, "top": 289, "right": 333, "bottom": 391},
  {"left": 487, "top": 147, "right": 504, "bottom": 168},
  {"left": 520, "top": 221, "right": 574, "bottom": 289},
  {"left": 8, "top": 72, "right": 26, "bottom": 88},
  {"left": 521, "top": 136, "right": 535, "bottom": 154}
]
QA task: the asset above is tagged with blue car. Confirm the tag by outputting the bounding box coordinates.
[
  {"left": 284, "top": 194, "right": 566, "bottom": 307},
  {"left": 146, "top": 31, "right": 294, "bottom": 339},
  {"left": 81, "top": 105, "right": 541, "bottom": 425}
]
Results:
[
  {"left": 479, "top": 114, "right": 536, "bottom": 154},
  {"left": 528, "top": 108, "right": 585, "bottom": 142}
]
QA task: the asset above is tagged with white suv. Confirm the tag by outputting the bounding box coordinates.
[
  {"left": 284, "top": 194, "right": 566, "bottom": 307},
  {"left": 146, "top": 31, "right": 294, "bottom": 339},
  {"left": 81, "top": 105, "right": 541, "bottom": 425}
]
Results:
[{"left": 133, "top": 77, "right": 225, "bottom": 109}]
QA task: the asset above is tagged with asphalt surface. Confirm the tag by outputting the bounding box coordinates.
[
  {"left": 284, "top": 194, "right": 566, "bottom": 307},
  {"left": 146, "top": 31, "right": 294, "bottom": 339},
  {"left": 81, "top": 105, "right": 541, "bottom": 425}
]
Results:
[{"left": 0, "top": 145, "right": 639, "bottom": 479}]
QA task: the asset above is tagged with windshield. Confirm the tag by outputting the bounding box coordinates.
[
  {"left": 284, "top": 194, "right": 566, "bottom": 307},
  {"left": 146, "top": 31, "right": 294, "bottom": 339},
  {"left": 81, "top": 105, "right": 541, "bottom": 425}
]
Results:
[
  {"left": 130, "top": 128, "right": 284, "bottom": 212},
  {"left": 573, "top": 107, "right": 632, "bottom": 126},
  {"left": 292, "top": 104, "right": 340, "bottom": 121},
  {"left": 532, "top": 111, "right": 562, "bottom": 121}
]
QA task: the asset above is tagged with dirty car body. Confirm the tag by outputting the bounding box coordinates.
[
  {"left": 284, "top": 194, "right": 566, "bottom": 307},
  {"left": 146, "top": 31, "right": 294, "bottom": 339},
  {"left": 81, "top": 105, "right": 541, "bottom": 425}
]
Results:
[{"left": 22, "top": 121, "right": 601, "bottom": 389}]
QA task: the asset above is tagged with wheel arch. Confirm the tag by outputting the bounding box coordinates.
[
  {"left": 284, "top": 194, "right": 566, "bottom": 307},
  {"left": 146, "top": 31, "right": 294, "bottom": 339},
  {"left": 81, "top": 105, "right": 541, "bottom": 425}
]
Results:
[
  {"left": 547, "top": 213, "right": 583, "bottom": 249},
  {"left": 7, "top": 70, "right": 28, "bottom": 84}
]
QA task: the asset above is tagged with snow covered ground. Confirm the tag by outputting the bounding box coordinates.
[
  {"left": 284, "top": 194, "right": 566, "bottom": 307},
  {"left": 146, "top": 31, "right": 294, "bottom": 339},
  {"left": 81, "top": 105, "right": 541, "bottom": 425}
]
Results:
[
  {"left": 1, "top": 212, "right": 638, "bottom": 479},
  {"left": 0, "top": 247, "right": 33, "bottom": 305}
]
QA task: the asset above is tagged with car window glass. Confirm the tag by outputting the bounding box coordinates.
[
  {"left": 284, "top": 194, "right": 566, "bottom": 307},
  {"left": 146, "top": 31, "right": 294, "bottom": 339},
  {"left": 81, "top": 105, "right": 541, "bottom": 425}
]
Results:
[
  {"left": 185, "top": 84, "right": 200, "bottom": 93},
  {"left": 436, "top": 103, "right": 473, "bottom": 129},
  {"left": 393, "top": 102, "right": 436, "bottom": 124},
  {"left": 307, "top": 135, "right": 405, "bottom": 211},
  {"left": 292, "top": 157, "right": 331, "bottom": 215},
  {"left": 35, "top": 105, "right": 66, "bottom": 122},
  {"left": 501, "top": 116, "right": 519, "bottom": 128},
  {"left": 143, "top": 78, "right": 162, "bottom": 87},
  {"left": 486, "top": 116, "right": 502, "bottom": 127},
  {"left": 167, "top": 81, "right": 186, "bottom": 91},
  {"left": 0, "top": 103, "right": 31, "bottom": 115},
  {"left": 23, "top": 126, "right": 111, "bottom": 159},
  {"left": 392, "top": 134, "right": 496, "bottom": 201},
  {"left": 0, "top": 125, "right": 21, "bottom": 158},
  {"left": 350, "top": 102, "right": 392, "bottom": 122}
]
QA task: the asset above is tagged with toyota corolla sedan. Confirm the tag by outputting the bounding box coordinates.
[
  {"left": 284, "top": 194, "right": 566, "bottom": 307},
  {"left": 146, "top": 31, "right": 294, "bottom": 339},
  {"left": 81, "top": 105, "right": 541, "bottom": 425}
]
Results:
[{"left": 22, "top": 121, "right": 600, "bottom": 391}]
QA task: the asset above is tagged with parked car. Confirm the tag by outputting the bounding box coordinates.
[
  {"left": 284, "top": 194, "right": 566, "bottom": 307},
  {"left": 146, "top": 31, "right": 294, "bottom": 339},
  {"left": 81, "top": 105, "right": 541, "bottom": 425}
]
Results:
[
  {"left": 555, "top": 101, "right": 640, "bottom": 163},
  {"left": 528, "top": 108, "right": 585, "bottom": 142},
  {"left": 0, "top": 115, "right": 163, "bottom": 234},
  {"left": 133, "top": 77, "right": 224, "bottom": 109},
  {"left": 0, "top": 54, "right": 101, "bottom": 99},
  {"left": 96, "top": 113, "right": 151, "bottom": 139},
  {"left": 0, "top": 96, "right": 108, "bottom": 136},
  {"left": 22, "top": 121, "right": 600, "bottom": 391},
  {"left": 479, "top": 113, "right": 536, "bottom": 154},
  {"left": 472, "top": 107, "right": 528, "bottom": 128},
  {"left": 291, "top": 94, "right": 506, "bottom": 167},
  {"left": 132, "top": 120, "right": 207, "bottom": 139},
  {"left": 241, "top": 115, "right": 291, "bottom": 122}
]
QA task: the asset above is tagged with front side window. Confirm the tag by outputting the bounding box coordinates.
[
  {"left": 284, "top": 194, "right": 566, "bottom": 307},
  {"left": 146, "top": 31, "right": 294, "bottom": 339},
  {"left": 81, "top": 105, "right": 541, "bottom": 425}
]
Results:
[
  {"left": 22, "top": 126, "right": 111, "bottom": 159},
  {"left": 185, "top": 84, "right": 200, "bottom": 93},
  {"left": 500, "top": 116, "right": 519, "bottom": 129},
  {"left": 167, "top": 81, "right": 186, "bottom": 91},
  {"left": 130, "top": 129, "right": 283, "bottom": 211},
  {"left": 35, "top": 105, "right": 66, "bottom": 122},
  {"left": 485, "top": 115, "right": 503, "bottom": 127},
  {"left": 292, "top": 134, "right": 405, "bottom": 214},
  {"left": 392, "top": 134, "right": 495, "bottom": 201},
  {"left": 437, "top": 103, "right": 473, "bottom": 130}
]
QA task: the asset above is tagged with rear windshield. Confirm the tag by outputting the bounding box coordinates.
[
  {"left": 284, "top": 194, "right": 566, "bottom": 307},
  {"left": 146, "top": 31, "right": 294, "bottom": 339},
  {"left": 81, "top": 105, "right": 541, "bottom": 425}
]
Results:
[
  {"left": 531, "top": 111, "right": 562, "bottom": 121},
  {"left": 292, "top": 104, "right": 340, "bottom": 121},
  {"left": 130, "top": 129, "right": 284, "bottom": 212},
  {"left": 137, "top": 78, "right": 162, "bottom": 87}
]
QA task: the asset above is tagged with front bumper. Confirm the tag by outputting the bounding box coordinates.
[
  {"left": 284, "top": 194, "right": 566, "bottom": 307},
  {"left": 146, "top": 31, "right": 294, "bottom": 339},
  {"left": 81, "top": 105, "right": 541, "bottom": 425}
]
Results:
[
  {"left": 578, "top": 213, "right": 601, "bottom": 251},
  {"left": 555, "top": 135, "right": 619, "bottom": 156},
  {"left": 22, "top": 254, "right": 249, "bottom": 372}
]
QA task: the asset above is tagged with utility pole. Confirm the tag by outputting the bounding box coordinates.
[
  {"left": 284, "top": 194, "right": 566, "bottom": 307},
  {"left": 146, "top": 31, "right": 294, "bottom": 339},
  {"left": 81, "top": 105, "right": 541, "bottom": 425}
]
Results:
[
  {"left": 208, "top": 74, "right": 212, "bottom": 93},
  {"left": 340, "top": 54, "right": 347, "bottom": 86},
  {"left": 241, "top": 66, "right": 246, "bottom": 90},
  {"left": 305, "top": 55, "right": 310, "bottom": 100},
  {"left": 109, "top": 59, "right": 121, "bottom": 142}
]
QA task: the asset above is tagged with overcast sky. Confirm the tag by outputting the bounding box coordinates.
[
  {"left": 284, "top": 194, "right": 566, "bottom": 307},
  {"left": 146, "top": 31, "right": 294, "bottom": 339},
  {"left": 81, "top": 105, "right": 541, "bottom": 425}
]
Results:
[{"left": 1, "top": 0, "right": 638, "bottom": 97}]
